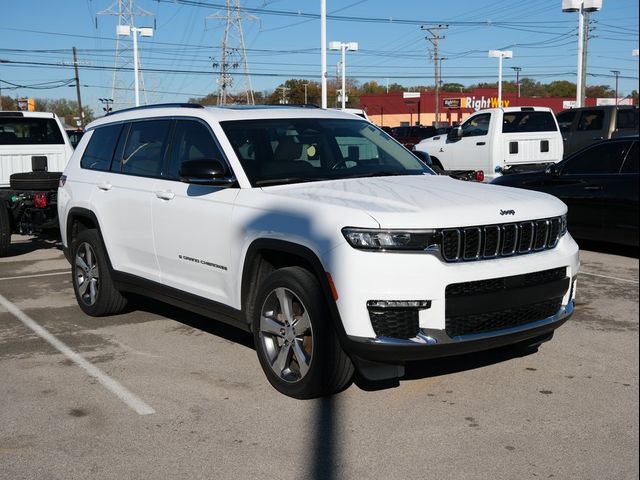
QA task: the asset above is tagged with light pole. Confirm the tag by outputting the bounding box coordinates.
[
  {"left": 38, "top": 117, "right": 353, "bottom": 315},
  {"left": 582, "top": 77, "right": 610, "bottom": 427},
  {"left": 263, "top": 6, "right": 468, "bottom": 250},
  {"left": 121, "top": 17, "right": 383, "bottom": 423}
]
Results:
[
  {"left": 611, "top": 70, "right": 620, "bottom": 105},
  {"left": 320, "top": 0, "right": 327, "bottom": 109},
  {"left": 99, "top": 98, "right": 114, "bottom": 114},
  {"left": 330, "top": 41, "right": 358, "bottom": 109},
  {"left": 116, "top": 24, "right": 153, "bottom": 107},
  {"left": 562, "top": 0, "right": 603, "bottom": 108},
  {"left": 488, "top": 50, "right": 513, "bottom": 107},
  {"left": 511, "top": 66, "right": 522, "bottom": 98}
]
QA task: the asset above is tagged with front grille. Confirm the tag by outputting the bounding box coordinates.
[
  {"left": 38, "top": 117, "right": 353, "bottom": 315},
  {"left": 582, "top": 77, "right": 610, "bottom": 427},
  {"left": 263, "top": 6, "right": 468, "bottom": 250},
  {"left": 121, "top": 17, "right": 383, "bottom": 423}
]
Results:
[
  {"left": 368, "top": 309, "right": 419, "bottom": 339},
  {"left": 446, "top": 267, "right": 567, "bottom": 297},
  {"left": 445, "top": 298, "right": 563, "bottom": 337},
  {"left": 445, "top": 267, "right": 568, "bottom": 337},
  {"left": 439, "top": 216, "right": 563, "bottom": 262}
]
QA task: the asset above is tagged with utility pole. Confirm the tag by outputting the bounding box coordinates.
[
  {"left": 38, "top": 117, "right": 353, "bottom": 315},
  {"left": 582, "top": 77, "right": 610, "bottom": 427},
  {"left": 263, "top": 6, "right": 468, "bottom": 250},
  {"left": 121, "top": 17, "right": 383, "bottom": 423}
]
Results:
[
  {"left": 303, "top": 82, "right": 309, "bottom": 104},
  {"left": 72, "top": 47, "right": 84, "bottom": 127},
  {"left": 422, "top": 24, "right": 448, "bottom": 128},
  {"left": 580, "top": 11, "right": 590, "bottom": 106},
  {"left": 511, "top": 66, "right": 522, "bottom": 98},
  {"left": 611, "top": 70, "right": 620, "bottom": 104}
]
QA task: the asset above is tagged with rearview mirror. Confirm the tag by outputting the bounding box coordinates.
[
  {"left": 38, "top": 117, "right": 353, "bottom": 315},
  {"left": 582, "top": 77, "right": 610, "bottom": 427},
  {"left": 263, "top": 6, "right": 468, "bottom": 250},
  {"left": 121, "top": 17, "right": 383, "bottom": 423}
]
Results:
[{"left": 179, "top": 159, "right": 236, "bottom": 186}]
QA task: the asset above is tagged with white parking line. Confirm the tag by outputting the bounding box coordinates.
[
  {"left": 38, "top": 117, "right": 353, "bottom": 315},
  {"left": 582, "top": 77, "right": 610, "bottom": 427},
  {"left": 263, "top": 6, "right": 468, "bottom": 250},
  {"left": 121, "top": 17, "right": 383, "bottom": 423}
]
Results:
[
  {"left": 0, "top": 271, "right": 70, "bottom": 282},
  {"left": 579, "top": 271, "right": 639, "bottom": 285},
  {"left": 0, "top": 293, "right": 155, "bottom": 416}
]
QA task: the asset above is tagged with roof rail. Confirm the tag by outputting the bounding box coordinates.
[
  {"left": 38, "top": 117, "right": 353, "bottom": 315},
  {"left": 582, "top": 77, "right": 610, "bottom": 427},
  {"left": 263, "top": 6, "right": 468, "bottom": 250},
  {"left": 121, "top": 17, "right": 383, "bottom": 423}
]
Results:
[{"left": 106, "top": 103, "right": 204, "bottom": 116}]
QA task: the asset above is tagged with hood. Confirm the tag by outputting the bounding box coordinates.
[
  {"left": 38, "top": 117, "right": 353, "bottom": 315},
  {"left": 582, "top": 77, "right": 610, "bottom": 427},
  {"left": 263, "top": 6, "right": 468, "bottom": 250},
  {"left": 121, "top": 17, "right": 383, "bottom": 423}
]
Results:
[{"left": 262, "top": 175, "right": 566, "bottom": 229}]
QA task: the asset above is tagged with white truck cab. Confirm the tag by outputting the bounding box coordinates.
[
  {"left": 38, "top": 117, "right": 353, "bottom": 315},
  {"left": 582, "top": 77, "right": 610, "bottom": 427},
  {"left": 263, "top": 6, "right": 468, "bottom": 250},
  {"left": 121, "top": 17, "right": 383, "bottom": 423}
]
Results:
[{"left": 414, "top": 107, "right": 563, "bottom": 181}]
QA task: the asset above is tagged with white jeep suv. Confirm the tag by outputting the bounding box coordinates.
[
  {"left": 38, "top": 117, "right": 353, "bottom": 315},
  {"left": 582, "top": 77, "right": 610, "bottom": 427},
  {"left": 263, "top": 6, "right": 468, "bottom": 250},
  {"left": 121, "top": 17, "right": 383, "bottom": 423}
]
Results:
[{"left": 58, "top": 104, "right": 579, "bottom": 399}]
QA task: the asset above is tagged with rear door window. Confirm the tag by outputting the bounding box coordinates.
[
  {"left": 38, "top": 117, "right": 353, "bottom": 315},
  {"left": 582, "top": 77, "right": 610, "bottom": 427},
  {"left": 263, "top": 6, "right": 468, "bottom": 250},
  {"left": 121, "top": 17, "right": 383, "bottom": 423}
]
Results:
[
  {"left": 118, "top": 119, "right": 171, "bottom": 177},
  {"left": 502, "top": 111, "right": 557, "bottom": 133},
  {"left": 80, "top": 124, "right": 123, "bottom": 171},
  {"left": 556, "top": 110, "right": 577, "bottom": 133},
  {"left": 0, "top": 117, "right": 64, "bottom": 145},
  {"left": 621, "top": 142, "right": 638, "bottom": 173}
]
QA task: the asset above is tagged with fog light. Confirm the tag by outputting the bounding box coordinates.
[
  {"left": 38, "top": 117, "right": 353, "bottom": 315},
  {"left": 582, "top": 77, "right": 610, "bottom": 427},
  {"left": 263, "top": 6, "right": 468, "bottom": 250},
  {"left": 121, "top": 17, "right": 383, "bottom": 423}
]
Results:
[{"left": 367, "top": 300, "right": 431, "bottom": 310}]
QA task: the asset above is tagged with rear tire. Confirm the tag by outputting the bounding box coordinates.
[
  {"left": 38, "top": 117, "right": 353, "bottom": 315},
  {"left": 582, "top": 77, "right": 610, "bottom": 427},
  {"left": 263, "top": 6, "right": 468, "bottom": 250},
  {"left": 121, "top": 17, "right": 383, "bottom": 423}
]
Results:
[
  {"left": 0, "top": 205, "right": 11, "bottom": 257},
  {"left": 253, "top": 266, "right": 354, "bottom": 399},
  {"left": 71, "top": 229, "right": 127, "bottom": 316}
]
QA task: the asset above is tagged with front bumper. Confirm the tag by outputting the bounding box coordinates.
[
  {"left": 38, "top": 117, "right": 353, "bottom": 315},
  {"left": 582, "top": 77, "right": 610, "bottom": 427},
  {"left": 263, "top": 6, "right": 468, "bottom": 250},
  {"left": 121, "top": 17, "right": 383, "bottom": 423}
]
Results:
[{"left": 345, "top": 300, "right": 573, "bottom": 363}]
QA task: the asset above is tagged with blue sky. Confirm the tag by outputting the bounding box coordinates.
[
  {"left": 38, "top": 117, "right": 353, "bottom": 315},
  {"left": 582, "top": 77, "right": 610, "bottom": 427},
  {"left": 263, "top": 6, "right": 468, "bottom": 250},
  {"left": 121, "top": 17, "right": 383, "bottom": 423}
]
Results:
[{"left": 0, "top": 0, "right": 638, "bottom": 114}]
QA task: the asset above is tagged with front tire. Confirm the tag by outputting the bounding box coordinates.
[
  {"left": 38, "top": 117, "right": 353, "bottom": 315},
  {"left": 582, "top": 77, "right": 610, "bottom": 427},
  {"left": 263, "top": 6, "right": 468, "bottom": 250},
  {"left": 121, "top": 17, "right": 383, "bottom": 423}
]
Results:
[
  {"left": 253, "top": 267, "right": 353, "bottom": 399},
  {"left": 71, "top": 229, "right": 127, "bottom": 316}
]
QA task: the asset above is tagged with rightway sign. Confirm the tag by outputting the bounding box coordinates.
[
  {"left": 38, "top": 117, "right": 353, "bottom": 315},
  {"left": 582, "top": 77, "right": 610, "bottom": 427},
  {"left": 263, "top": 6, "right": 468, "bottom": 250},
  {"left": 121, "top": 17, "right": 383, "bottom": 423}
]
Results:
[{"left": 443, "top": 98, "right": 461, "bottom": 109}]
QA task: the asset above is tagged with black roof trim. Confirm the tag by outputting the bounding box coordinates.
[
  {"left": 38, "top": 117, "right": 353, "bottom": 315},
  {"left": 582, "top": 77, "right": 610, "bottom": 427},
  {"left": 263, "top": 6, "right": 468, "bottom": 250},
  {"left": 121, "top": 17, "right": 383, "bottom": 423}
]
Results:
[
  {"left": 106, "top": 103, "right": 204, "bottom": 116},
  {"left": 218, "top": 104, "right": 320, "bottom": 110},
  {"left": 0, "top": 111, "right": 25, "bottom": 117}
]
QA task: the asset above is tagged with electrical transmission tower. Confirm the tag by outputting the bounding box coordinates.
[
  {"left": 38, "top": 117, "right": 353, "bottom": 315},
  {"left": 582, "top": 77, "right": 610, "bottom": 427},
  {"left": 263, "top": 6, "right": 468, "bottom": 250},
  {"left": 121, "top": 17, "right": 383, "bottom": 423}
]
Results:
[
  {"left": 208, "top": 0, "right": 255, "bottom": 105},
  {"left": 98, "top": 0, "right": 154, "bottom": 109}
]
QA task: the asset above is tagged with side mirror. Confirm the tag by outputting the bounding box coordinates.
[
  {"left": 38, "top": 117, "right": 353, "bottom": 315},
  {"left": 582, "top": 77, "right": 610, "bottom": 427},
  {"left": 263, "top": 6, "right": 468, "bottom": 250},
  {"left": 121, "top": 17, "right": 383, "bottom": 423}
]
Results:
[
  {"left": 447, "top": 126, "right": 462, "bottom": 141},
  {"left": 545, "top": 163, "right": 560, "bottom": 176},
  {"left": 179, "top": 159, "right": 236, "bottom": 186}
]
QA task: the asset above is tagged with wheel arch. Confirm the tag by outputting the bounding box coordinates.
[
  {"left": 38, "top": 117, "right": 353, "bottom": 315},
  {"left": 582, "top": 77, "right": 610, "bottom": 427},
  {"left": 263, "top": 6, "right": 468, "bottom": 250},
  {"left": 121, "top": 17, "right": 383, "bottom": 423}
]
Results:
[{"left": 240, "top": 239, "right": 346, "bottom": 338}]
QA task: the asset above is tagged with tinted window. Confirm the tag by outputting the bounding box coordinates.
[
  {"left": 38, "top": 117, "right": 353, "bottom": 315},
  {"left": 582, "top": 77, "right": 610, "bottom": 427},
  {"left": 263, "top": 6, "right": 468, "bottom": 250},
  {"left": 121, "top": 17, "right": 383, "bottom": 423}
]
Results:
[
  {"left": 577, "top": 110, "right": 604, "bottom": 131},
  {"left": 621, "top": 142, "right": 638, "bottom": 173},
  {"left": 563, "top": 141, "right": 631, "bottom": 175},
  {"left": 461, "top": 113, "right": 491, "bottom": 137},
  {"left": 616, "top": 109, "right": 639, "bottom": 129},
  {"left": 0, "top": 118, "right": 64, "bottom": 145},
  {"left": 502, "top": 111, "right": 557, "bottom": 133},
  {"left": 80, "top": 124, "right": 123, "bottom": 171},
  {"left": 555, "top": 110, "right": 576, "bottom": 133},
  {"left": 168, "top": 120, "right": 226, "bottom": 179},
  {"left": 119, "top": 120, "right": 171, "bottom": 177}
]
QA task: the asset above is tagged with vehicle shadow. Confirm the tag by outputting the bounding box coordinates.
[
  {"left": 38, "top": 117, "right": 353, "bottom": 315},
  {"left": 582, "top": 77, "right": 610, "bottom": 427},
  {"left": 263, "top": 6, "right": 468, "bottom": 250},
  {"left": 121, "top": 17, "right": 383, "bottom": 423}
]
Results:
[
  {"left": 355, "top": 343, "right": 538, "bottom": 392},
  {"left": 576, "top": 239, "right": 639, "bottom": 259},
  {"left": 126, "top": 294, "right": 255, "bottom": 350},
  {"left": 4, "top": 235, "right": 61, "bottom": 257}
]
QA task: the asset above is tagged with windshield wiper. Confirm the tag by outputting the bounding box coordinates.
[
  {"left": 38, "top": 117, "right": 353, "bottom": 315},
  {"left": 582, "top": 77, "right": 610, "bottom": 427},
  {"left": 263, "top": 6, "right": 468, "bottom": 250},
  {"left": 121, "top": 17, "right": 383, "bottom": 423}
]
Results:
[
  {"left": 255, "top": 177, "right": 327, "bottom": 187},
  {"left": 341, "top": 170, "right": 420, "bottom": 179}
]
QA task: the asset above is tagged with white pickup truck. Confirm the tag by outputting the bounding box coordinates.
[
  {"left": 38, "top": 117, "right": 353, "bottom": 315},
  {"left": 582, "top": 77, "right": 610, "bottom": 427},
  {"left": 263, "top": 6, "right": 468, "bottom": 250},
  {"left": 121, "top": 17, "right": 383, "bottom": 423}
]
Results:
[{"left": 413, "top": 107, "right": 563, "bottom": 182}]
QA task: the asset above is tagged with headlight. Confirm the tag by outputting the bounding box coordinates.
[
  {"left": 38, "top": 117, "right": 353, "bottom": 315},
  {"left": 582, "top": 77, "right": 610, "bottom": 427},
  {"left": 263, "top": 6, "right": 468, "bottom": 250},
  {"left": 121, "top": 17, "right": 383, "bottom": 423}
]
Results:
[
  {"left": 560, "top": 213, "right": 568, "bottom": 237},
  {"left": 342, "top": 227, "right": 438, "bottom": 251}
]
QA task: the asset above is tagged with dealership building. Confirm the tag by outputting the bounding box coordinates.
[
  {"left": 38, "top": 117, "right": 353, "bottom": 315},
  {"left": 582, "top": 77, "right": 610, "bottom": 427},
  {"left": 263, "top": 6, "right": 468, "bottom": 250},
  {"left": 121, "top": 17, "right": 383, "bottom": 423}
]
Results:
[{"left": 359, "top": 87, "right": 634, "bottom": 127}]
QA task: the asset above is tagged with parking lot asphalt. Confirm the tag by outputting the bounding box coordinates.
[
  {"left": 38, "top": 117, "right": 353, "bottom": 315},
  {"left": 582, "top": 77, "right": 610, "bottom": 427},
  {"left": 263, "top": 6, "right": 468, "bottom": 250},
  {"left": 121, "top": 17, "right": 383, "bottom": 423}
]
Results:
[{"left": 0, "top": 235, "right": 638, "bottom": 480}]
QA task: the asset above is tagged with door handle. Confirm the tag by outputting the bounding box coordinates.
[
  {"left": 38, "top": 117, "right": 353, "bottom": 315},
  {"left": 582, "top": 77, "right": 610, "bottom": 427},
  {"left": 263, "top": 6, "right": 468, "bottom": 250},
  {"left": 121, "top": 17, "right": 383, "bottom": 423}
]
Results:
[
  {"left": 583, "top": 186, "right": 603, "bottom": 191},
  {"left": 97, "top": 181, "right": 112, "bottom": 191},
  {"left": 155, "top": 190, "right": 175, "bottom": 201},
  {"left": 476, "top": 142, "right": 486, "bottom": 146}
]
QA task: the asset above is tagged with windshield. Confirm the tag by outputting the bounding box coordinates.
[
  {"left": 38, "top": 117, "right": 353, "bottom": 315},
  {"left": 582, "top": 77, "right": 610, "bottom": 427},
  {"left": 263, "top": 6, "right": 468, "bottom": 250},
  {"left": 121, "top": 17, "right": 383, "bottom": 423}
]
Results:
[{"left": 220, "top": 118, "right": 432, "bottom": 186}]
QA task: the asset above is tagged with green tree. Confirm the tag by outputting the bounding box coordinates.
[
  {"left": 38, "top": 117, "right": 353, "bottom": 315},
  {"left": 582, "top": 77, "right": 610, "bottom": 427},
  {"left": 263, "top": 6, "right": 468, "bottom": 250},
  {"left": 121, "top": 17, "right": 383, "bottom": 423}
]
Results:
[{"left": 33, "top": 98, "right": 94, "bottom": 127}]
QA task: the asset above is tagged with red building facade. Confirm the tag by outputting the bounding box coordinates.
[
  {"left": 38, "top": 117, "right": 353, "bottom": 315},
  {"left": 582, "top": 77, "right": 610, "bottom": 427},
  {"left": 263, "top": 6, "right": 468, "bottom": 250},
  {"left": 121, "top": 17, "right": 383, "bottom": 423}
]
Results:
[{"left": 360, "top": 88, "right": 601, "bottom": 127}]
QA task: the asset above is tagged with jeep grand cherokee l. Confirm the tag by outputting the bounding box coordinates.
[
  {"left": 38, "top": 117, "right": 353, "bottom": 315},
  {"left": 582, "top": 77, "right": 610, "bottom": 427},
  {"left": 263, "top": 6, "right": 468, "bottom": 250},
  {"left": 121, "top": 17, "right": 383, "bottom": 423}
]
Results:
[{"left": 58, "top": 104, "right": 579, "bottom": 399}]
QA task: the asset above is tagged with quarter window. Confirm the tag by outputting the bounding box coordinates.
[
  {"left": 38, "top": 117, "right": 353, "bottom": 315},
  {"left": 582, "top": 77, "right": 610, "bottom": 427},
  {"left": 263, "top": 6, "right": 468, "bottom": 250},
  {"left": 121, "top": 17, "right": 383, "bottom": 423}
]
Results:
[
  {"left": 80, "top": 124, "right": 123, "bottom": 171},
  {"left": 119, "top": 120, "right": 171, "bottom": 177}
]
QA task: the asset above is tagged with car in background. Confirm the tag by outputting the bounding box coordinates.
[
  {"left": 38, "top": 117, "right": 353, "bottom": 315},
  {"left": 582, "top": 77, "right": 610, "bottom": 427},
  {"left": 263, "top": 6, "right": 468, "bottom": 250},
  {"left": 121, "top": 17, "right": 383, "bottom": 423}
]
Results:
[
  {"left": 556, "top": 105, "right": 639, "bottom": 158},
  {"left": 391, "top": 125, "right": 437, "bottom": 150},
  {"left": 492, "top": 136, "right": 638, "bottom": 247},
  {"left": 66, "top": 128, "right": 85, "bottom": 149}
]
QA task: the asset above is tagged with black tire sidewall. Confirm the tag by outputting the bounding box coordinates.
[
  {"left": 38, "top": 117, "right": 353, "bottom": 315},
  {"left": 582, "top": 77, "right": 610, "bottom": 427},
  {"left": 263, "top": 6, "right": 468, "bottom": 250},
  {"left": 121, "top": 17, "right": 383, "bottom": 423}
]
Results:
[
  {"left": 70, "top": 229, "right": 122, "bottom": 316},
  {"left": 0, "top": 205, "right": 11, "bottom": 257},
  {"left": 9, "top": 172, "right": 62, "bottom": 190},
  {"left": 252, "top": 267, "right": 334, "bottom": 399}
]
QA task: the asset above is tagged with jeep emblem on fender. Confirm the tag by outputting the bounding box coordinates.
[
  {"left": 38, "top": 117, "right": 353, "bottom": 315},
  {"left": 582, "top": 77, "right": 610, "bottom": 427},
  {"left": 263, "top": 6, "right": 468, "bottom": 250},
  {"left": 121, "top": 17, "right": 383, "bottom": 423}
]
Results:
[{"left": 500, "top": 209, "right": 516, "bottom": 215}]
